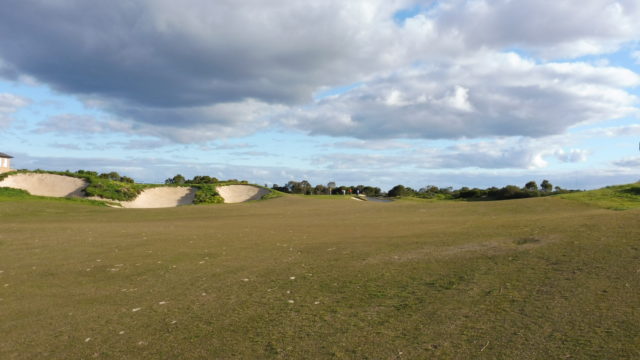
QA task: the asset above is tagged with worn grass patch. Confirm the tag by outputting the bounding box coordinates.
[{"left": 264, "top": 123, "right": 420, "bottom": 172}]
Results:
[{"left": 0, "top": 195, "right": 638, "bottom": 359}]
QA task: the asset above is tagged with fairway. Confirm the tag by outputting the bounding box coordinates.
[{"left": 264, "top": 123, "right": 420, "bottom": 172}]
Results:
[{"left": 1, "top": 196, "right": 639, "bottom": 359}]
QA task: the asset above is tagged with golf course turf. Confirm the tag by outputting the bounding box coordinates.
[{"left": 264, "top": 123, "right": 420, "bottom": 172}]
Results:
[{"left": 1, "top": 193, "right": 639, "bottom": 358}]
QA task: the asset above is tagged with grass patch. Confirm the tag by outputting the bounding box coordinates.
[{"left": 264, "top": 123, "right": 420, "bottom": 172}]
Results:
[
  {"left": 0, "top": 187, "right": 109, "bottom": 206},
  {"left": 1, "top": 169, "right": 150, "bottom": 201},
  {"left": 1, "top": 196, "right": 639, "bottom": 358},
  {"left": 560, "top": 183, "right": 640, "bottom": 210}
]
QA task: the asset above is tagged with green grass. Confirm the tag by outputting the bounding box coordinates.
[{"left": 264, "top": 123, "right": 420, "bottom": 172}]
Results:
[
  {"left": 1, "top": 170, "right": 150, "bottom": 201},
  {"left": 191, "top": 184, "right": 224, "bottom": 204},
  {"left": 0, "top": 194, "right": 639, "bottom": 359},
  {"left": 0, "top": 187, "right": 110, "bottom": 206},
  {"left": 559, "top": 183, "right": 640, "bottom": 210}
]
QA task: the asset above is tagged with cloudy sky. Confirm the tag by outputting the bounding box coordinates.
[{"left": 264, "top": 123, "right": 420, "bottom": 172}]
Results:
[{"left": 1, "top": 0, "right": 639, "bottom": 190}]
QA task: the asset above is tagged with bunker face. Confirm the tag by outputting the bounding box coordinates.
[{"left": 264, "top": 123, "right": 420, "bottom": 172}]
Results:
[
  {"left": 217, "top": 185, "right": 269, "bottom": 203},
  {"left": 120, "top": 187, "right": 197, "bottom": 208},
  {"left": 0, "top": 173, "right": 87, "bottom": 197},
  {"left": 0, "top": 173, "right": 271, "bottom": 207}
]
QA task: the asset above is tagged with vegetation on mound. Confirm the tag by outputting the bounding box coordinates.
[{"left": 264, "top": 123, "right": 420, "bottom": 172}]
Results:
[
  {"left": 0, "top": 169, "right": 150, "bottom": 201},
  {"left": 2, "top": 170, "right": 278, "bottom": 205},
  {"left": 0, "top": 187, "right": 108, "bottom": 206},
  {"left": 165, "top": 174, "right": 278, "bottom": 203},
  {"left": 560, "top": 182, "right": 640, "bottom": 210},
  {"left": 191, "top": 184, "right": 224, "bottom": 204}
]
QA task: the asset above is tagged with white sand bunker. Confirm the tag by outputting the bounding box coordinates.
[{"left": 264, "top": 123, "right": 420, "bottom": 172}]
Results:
[
  {"left": 0, "top": 173, "right": 87, "bottom": 197},
  {"left": 120, "top": 187, "right": 197, "bottom": 208},
  {"left": 217, "top": 185, "right": 269, "bottom": 203}
]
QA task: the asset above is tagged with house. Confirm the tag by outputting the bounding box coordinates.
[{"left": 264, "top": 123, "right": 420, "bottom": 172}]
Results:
[{"left": 0, "top": 152, "right": 13, "bottom": 173}]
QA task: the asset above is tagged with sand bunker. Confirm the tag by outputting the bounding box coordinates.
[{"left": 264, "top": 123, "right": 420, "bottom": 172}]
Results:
[
  {"left": 120, "top": 187, "right": 197, "bottom": 208},
  {"left": 1, "top": 173, "right": 269, "bottom": 207},
  {"left": 217, "top": 185, "right": 269, "bottom": 203},
  {"left": 0, "top": 173, "right": 87, "bottom": 197}
]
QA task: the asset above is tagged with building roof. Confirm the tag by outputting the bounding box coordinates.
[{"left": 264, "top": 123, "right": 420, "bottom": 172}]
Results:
[{"left": 0, "top": 152, "right": 13, "bottom": 158}]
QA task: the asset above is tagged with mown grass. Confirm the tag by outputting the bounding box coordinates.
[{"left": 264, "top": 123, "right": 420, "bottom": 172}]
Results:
[
  {"left": 0, "top": 195, "right": 638, "bottom": 359},
  {"left": 560, "top": 182, "right": 640, "bottom": 210}
]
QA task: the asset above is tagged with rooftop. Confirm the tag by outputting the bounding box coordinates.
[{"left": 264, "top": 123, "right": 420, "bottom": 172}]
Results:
[{"left": 0, "top": 152, "right": 13, "bottom": 158}]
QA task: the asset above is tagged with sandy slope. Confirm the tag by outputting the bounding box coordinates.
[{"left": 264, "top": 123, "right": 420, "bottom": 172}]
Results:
[
  {"left": 0, "top": 173, "right": 268, "bottom": 207},
  {"left": 120, "top": 187, "right": 197, "bottom": 208},
  {"left": 0, "top": 173, "right": 87, "bottom": 197},
  {"left": 217, "top": 185, "right": 269, "bottom": 203}
]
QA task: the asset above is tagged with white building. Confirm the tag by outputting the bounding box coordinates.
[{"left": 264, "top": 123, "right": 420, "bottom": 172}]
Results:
[{"left": 0, "top": 152, "right": 13, "bottom": 173}]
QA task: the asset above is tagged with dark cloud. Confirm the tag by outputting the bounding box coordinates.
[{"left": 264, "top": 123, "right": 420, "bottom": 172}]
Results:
[{"left": 1, "top": 1, "right": 639, "bottom": 142}]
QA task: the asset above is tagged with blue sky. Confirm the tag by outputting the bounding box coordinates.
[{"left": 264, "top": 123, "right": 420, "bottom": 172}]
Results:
[{"left": 0, "top": 0, "right": 639, "bottom": 191}]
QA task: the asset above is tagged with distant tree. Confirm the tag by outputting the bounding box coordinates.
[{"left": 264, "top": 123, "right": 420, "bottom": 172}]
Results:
[
  {"left": 314, "top": 184, "right": 327, "bottom": 195},
  {"left": 166, "top": 174, "right": 186, "bottom": 185},
  {"left": 388, "top": 184, "right": 410, "bottom": 197},
  {"left": 300, "top": 180, "right": 312, "bottom": 195},
  {"left": 524, "top": 181, "right": 539, "bottom": 192},
  {"left": 540, "top": 179, "right": 553, "bottom": 193},
  {"left": 120, "top": 176, "right": 134, "bottom": 184},
  {"left": 327, "top": 182, "right": 336, "bottom": 195},
  {"left": 286, "top": 180, "right": 301, "bottom": 193}
]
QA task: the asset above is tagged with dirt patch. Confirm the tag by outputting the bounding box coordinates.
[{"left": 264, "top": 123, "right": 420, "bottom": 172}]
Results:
[
  {"left": 0, "top": 173, "right": 87, "bottom": 197},
  {"left": 217, "top": 185, "right": 269, "bottom": 203}
]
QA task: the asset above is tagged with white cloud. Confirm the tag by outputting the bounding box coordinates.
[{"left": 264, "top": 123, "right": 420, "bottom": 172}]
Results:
[
  {"left": 428, "top": 0, "right": 640, "bottom": 59},
  {"left": 0, "top": 93, "right": 29, "bottom": 127},
  {"left": 554, "top": 148, "right": 589, "bottom": 163},
  {"left": 316, "top": 136, "right": 589, "bottom": 170},
  {"left": 287, "top": 52, "right": 639, "bottom": 139}
]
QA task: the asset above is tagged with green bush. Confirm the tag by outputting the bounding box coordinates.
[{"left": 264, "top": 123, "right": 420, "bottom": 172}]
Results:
[{"left": 193, "top": 184, "right": 224, "bottom": 204}]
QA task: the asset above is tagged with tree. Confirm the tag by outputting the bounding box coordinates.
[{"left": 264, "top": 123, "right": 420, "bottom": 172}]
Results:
[
  {"left": 327, "top": 182, "right": 336, "bottom": 195},
  {"left": 388, "top": 184, "right": 409, "bottom": 197},
  {"left": 314, "top": 184, "right": 327, "bottom": 195},
  {"left": 540, "top": 179, "right": 553, "bottom": 193},
  {"left": 165, "top": 174, "right": 186, "bottom": 185},
  {"left": 524, "top": 180, "right": 539, "bottom": 192},
  {"left": 300, "top": 180, "right": 312, "bottom": 195}
]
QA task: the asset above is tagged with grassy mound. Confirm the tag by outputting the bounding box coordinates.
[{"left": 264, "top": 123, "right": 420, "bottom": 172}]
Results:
[
  {"left": 0, "top": 169, "right": 149, "bottom": 201},
  {"left": 560, "top": 183, "right": 640, "bottom": 210},
  {"left": 0, "top": 187, "right": 109, "bottom": 206}
]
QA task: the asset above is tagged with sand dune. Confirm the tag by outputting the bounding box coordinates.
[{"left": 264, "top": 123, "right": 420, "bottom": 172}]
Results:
[
  {"left": 0, "top": 173, "right": 87, "bottom": 197},
  {"left": 217, "top": 185, "right": 269, "bottom": 203},
  {"left": 119, "top": 187, "right": 197, "bottom": 208}
]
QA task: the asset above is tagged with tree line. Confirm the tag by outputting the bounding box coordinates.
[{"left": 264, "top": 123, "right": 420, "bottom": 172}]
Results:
[
  {"left": 271, "top": 181, "right": 382, "bottom": 196},
  {"left": 164, "top": 174, "right": 247, "bottom": 185},
  {"left": 274, "top": 179, "right": 576, "bottom": 201},
  {"left": 388, "top": 180, "right": 576, "bottom": 200}
]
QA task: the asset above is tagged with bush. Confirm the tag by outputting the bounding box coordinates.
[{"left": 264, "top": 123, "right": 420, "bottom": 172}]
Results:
[{"left": 192, "top": 184, "right": 224, "bottom": 204}]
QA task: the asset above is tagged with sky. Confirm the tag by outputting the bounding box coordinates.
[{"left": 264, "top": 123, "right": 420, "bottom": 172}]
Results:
[{"left": 1, "top": 0, "right": 639, "bottom": 191}]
